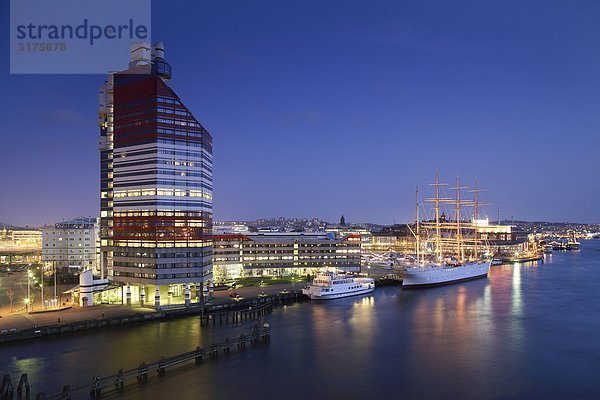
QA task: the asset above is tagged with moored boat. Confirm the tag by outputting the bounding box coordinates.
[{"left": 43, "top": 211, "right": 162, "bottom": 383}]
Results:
[
  {"left": 493, "top": 254, "right": 543, "bottom": 264},
  {"left": 401, "top": 172, "right": 493, "bottom": 288},
  {"left": 566, "top": 230, "right": 580, "bottom": 250},
  {"left": 302, "top": 270, "right": 374, "bottom": 300},
  {"left": 402, "top": 260, "right": 491, "bottom": 287}
]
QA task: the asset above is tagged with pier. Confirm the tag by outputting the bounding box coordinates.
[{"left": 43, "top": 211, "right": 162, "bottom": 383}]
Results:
[
  {"left": 1, "top": 324, "right": 271, "bottom": 399},
  {"left": 200, "top": 302, "right": 273, "bottom": 326},
  {"left": 374, "top": 275, "right": 403, "bottom": 287}
]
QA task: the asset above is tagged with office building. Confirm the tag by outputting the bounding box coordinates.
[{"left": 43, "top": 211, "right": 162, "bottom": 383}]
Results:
[
  {"left": 213, "top": 232, "right": 361, "bottom": 282},
  {"left": 42, "top": 217, "right": 100, "bottom": 271},
  {"left": 98, "top": 42, "right": 213, "bottom": 307}
]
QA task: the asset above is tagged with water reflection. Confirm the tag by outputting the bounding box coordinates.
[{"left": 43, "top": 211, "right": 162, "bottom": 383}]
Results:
[
  {"left": 512, "top": 264, "right": 523, "bottom": 316},
  {"left": 8, "top": 356, "right": 45, "bottom": 391},
  {"left": 2, "top": 242, "right": 600, "bottom": 399},
  {"left": 349, "top": 295, "right": 375, "bottom": 338}
]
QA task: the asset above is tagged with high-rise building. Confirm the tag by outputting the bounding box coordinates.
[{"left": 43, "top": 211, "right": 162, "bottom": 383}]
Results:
[{"left": 98, "top": 42, "right": 213, "bottom": 308}]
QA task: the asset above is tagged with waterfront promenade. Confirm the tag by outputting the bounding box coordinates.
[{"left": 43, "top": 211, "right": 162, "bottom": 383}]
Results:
[
  {"left": 0, "top": 281, "right": 303, "bottom": 332},
  {"left": 0, "top": 268, "right": 393, "bottom": 333}
]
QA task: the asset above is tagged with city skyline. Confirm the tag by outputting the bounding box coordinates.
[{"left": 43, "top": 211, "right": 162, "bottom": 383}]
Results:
[{"left": 2, "top": 0, "right": 600, "bottom": 226}]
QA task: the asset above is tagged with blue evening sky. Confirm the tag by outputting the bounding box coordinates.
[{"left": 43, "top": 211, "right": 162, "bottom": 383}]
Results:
[{"left": 1, "top": 0, "right": 599, "bottom": 226}]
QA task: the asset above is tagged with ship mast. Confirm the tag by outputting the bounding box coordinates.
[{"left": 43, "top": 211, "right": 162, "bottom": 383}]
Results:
[
  {"left": 425, "top": 171, "right": 449, "bottom": 262},
  {"left": 472, "top": 179, "right": 480, "bottom": 260},
  {"left": 473, "top": 179, "right": 480, "bottom": 220},
  {"left": 453, "top": 175, "right": 467, "bottom": 262},
  {"left": 415, "top": 186, "right": 420, "bottom": 263},
  {"left": 435, "top": 171, "right": 442, "bottom": 261},
  {"left": 468, "top": 179, "right": 489, "bottom": 261}
]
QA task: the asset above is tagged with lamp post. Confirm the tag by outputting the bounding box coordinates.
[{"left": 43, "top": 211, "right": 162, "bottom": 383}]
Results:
[
  {"left": 40, "top": 265, "right": 44, "bottom": 309},
  {"left": 27, "top": 269, "right": 33, "bottom": 312},
  {"left": 54, "top": 260, "right": 57, "bottom": 301}
]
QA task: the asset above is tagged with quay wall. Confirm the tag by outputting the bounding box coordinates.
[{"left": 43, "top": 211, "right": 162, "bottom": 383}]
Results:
[
  {"left": 0, "top": 278, "right": 399, "bottom": 344},
  {"left": 0, "top": 290, "right": 305, "bottom": 344}
]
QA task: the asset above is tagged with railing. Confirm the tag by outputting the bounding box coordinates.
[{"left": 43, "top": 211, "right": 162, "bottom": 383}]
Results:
[{"left": 2, "top": 324, "right": 271, "bottom": 400}]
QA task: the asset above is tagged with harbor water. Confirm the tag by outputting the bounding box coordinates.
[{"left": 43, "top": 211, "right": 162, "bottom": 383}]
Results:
[{"left": 2, "top": 240, "right": 600, "bottom": 399}]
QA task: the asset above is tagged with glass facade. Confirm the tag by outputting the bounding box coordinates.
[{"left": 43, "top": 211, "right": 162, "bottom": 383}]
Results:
[{"left": 99, "top": 44, "right": 213, "bottom": 305}]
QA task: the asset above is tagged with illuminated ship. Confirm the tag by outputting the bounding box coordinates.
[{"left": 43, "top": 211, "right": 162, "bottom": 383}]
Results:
[
  {"left": 400, "top": 172, "right": 492, "bottom": 288},
  {"left": 302, "top": 270, "right": 374, "bottom": 299}
]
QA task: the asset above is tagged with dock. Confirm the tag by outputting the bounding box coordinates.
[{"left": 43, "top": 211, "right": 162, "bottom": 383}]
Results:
[{"left": 374, "top": 275, "right": 403, "bottom": 287}]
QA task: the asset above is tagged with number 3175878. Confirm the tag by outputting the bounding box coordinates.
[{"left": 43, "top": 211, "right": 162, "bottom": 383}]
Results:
[{"left": 17, "top": 42, "right": 67, "bottom": 51}]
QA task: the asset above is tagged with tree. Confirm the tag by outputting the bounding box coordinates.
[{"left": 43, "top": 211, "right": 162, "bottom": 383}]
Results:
[
  {"left": 29, "top": 291, "right": 36, "bottom": 312},
  {"left": 214, "top": 265, "right": 228, "bottom": 285},
  {"left": 7, "top": 287, "right": 15, "bottom": 312}
]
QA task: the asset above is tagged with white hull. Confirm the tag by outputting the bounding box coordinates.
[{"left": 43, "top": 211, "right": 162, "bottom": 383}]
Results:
[
  {"left": 402, "top": 260, "right": 491, "bottom": 288},
  {"left": 302, "top": 273, "right": 375, "bottom": 300},
  {"left": 302, "top": 286, "right": 374, "bottom": 300}
]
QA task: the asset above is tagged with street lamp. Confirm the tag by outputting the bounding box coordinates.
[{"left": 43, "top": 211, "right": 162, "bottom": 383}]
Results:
[
  {"left": 53, "top": 261, "right": 57, "bottom": 302},
  {"left": 40, "top": 264, "right": 44, "bottom": 309},
  {"left": 27, "top": 269, "right": 33, "bottom": 312}
]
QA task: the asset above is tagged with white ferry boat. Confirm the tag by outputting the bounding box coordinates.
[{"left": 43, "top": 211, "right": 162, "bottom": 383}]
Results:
[{"left": 302, "top": 271, "right": 375, "bottom": 300}]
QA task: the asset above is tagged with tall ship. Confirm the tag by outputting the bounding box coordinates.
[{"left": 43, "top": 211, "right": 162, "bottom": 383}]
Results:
[
  {"left": 551, "top": 231, "right": 580, "bottom": 251},
  {"left": 566, "top": 230, "right": 580, "bottom": 250},
  {"left": 302, "top": 270, "right": 375, "bottom": 300},
  {"left": 400, "top": 172, "right": 493, "bottom": 288}
]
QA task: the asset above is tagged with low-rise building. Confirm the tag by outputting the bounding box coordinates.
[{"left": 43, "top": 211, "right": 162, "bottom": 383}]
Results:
[
  {"left": 213, "top": 232, "right": 361, "bottom": 282},
  {"left": 473, "top": 218, "right": 515, "bottom": 242},
  {"left": 9, "top": 229, "right": 42, "bottom": 245},
  {"left": 325, "top": 226, "right": 372, "bottom": 248},
  {"left": 0, "top": 228, "right": 43, "bottom": 264},
  {"left": 0, "top": 228, "right": 42, "bottom": 247}
]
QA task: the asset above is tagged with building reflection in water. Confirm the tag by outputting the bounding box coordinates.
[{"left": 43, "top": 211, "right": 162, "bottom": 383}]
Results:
[
  {"left": 512, "top": 264, "right": 523, "bottom": 317},
  {"left": 309, "top": 295, "right": 376, "bottom": 348},
  {"left": 405, "top": 279, "right": 500, "bottom": 398},
  {"left": 349, "top": 295, "right": 376, "bottom": 345}
]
